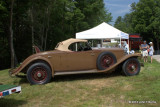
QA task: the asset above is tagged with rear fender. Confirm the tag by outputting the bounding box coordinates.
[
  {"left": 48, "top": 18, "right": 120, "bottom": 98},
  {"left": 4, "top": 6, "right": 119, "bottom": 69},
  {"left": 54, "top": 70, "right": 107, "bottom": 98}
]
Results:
[
  {"left": 98, "top": 54, "right": 141, "bottom": 72},
  {"left": 10, "top": 56, "right": 54, "bottom": 77}
]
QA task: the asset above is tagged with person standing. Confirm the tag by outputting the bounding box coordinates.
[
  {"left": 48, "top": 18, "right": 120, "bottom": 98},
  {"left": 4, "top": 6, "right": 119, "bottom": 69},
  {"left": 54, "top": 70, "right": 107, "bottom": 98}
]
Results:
[
  {"left": 141, "top": 41, "right": 149, "bottom": 62},
  {"left": 149, "top": 42, "right": 154, "bottom": 63},
  {"left": 122, "top": 41, "right": 129, "bottom": 54}
]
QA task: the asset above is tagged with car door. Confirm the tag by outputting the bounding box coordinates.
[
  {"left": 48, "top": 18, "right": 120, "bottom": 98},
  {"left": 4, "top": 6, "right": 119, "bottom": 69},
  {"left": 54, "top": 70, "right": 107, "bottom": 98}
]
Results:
[{"left": 57, "top": 50, "right": 97, "bottom": 71}]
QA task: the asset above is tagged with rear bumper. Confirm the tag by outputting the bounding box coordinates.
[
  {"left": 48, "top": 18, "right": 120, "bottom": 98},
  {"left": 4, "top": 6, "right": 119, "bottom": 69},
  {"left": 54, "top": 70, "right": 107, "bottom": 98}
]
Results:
[
  {"left": 9, "top": 69, "right": 26, "bottom": 78},
  {"left": 8, "top": 68, "right": 17, "bottom": 77}
]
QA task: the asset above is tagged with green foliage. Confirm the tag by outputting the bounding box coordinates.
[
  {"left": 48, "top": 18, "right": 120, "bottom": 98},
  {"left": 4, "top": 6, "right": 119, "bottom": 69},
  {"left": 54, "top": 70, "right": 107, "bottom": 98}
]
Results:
[
  {"left": 0, "top": 0, "right": 10, "bottom": 69},
  {"left": 131, "top": 0, "right": 160, "bottom": 50},
  {"left": 75, "top": 0, "right": 112, "bottom": 28},
  {"left": 0, "top": 0, "right": 112, "bottom": 69},
  {"left": 114, "top": 0, "right": 160, "bottom": 51},
  {"left": 114, "top": 14, "right": 134, "bottom": 33},
  {"left": 0, "top": 1, "right": 8, "bottom": 33}
]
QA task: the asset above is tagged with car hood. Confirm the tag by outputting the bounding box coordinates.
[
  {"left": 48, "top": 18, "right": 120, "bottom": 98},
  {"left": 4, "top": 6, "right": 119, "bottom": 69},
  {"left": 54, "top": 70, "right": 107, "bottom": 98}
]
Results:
[{"left": 92, "top": 48, "right": 124, "bottom": 51}]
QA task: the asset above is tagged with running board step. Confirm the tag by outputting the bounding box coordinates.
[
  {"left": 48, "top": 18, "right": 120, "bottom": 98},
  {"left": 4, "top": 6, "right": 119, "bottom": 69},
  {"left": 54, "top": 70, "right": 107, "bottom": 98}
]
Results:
[{"left": 54, "top": 69, "right": 98, "bottom": 76}]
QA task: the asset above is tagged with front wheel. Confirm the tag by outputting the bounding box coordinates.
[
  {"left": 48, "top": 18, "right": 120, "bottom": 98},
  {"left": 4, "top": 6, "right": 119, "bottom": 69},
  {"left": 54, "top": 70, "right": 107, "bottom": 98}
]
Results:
[
  {"left": 27, "top": 62, "right": 52, "bottom": 84},
  {"left": 122, "top": 58, "right": 140, "bottom": 76}
]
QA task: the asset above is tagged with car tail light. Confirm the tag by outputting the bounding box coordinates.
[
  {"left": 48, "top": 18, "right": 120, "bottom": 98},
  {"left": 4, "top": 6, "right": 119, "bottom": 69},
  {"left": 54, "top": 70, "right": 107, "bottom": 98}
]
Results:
[
  {"left": 0, "top": 92, "right": 2, "bottom": 96},
  {"left": 11, "top": 89, "right": 16, "bottom": 93}
]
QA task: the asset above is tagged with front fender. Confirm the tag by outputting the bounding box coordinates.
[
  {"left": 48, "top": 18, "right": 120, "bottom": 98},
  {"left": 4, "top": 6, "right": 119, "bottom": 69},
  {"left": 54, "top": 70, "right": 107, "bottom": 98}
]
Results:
[
  {"left": 9, "top": 55, "right": 54, "bottom": 77},
  {"left": 98, "top": 53, "right": 141, "bottom": 72}
]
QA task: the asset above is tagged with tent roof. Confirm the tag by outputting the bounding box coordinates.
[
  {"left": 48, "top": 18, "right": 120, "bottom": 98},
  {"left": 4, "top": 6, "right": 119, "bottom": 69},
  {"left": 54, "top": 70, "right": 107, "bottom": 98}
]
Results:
[{"left": 76, "top": 22, "right": 129, "bottom": 39}]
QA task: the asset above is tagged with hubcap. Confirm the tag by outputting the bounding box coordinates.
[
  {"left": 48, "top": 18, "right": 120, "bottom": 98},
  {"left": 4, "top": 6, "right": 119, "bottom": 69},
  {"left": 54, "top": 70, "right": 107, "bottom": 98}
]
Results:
[
  {"left": 127, "top": 60, "right": 138, "bottom": 73},
  {"left": 101, "top": 55, "right": 114, "bottom": 69},
  {"left": 131, "top": 65, "right": 135, "bottom": 71},
  {"left": 106, "top": 59, "right": 110, "bottom": 64},
  {"left": 37, "top": 72, "right": 42, "bottom": 77},
  {"left": 31, "top": 67, "right": 47, "bottom": 82}
]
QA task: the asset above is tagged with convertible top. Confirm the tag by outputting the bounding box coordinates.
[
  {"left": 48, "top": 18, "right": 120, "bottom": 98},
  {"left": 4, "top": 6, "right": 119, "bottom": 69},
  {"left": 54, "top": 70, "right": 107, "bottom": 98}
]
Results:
[{"left": 55, "top": 38, "right": 87, "bottom": 51}]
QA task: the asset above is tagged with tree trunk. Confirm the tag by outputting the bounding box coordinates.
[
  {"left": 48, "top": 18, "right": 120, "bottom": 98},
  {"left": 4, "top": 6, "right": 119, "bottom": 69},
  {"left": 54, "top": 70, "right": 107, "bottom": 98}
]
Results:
[
  {"left": 30, "top": 6, "right": 34, "bottom": 54},
  {"left": 156, "top": 38, "right": 159, "bottom": 53},
  {"left": 10, "top": 0, "right": 15, "bottom": 68},
  {"left": 44, "top": 8, "right": 50, "bottom": 51}
]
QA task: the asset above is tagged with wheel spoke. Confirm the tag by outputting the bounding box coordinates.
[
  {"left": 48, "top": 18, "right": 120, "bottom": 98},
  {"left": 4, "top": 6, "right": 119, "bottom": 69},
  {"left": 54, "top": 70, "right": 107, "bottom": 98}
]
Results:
[
  {"left": 126, "top": 60, "right": 138, "bottom": 73},
  {"left": 31, "top": 67, "right": 47, "bottom": 82},
  {"left": 101, "top": 55, "right": 114, "bottom": 69}
]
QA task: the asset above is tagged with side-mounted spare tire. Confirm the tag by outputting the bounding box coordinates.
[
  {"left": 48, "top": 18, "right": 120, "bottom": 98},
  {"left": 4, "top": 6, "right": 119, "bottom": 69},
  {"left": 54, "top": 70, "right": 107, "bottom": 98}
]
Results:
[
  {"left": 27, "top": 62, "right": 52, "bottom": 85},
  {"left": 122, "top": 58, "right": 140, "bottom": 76},
  {"left": 97, "top": 51, "right": 117, "bottom": 70}
]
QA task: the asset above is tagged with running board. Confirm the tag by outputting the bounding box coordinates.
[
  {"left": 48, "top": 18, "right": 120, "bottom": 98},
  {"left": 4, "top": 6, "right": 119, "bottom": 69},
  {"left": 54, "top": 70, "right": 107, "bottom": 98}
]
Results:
[{"left": 54, "top": 69, "right": 98, "bottom": 76}]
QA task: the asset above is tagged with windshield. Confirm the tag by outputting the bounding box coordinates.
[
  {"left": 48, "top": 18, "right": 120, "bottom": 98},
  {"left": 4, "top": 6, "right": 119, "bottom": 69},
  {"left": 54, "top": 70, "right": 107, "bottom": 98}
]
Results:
[{"left": 69, "top": 42, "right": 92, "bottom": 52}]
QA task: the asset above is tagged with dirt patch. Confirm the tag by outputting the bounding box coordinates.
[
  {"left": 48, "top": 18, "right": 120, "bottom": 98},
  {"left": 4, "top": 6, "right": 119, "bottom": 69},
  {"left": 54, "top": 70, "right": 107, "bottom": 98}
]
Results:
[
  {"left": 86, "top": 78, "right": 115, "bottom": 88},
  {"left": 121, "top": 84, "right": 133, "bottom": 91},
  {"left": 153, "top": 55, "right": 160, "bottom": 63},
  {"left": 140, "top": 66, "right": 144, "bottom": 72}
]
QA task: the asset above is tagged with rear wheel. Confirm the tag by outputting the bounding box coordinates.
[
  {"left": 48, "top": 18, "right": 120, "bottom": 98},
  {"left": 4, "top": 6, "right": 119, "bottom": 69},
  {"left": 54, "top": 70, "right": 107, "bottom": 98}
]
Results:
[
  {"left": 27, "top": 62, "right": 52, "bottom": 84},
  {"left": 97, "top": 52, "right": 117, "bottom": 70},
  {"left": 122, "top": 58, "right": 140, "bottom": 76}
]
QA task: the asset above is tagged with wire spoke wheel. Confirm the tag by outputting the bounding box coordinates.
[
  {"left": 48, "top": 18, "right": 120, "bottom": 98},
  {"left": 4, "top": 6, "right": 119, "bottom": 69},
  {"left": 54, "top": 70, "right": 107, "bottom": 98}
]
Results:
[
  {"left": 126, "top": 60, "right": 138, "bottom": 74},
  {"left": 27, "top": 62, "right": 52, "bottom": 84},
  {"left": 101, "top": 55, "right": 114, "bottom": 69},
  {"left": 97, "top": 52, "right": 117, "bottom": 70},
  {"left": 31, "top": 67, "right": 47, "bottom": 83},
  {"left": 122, "top": 58, "right": 140, "bottom": 76}
]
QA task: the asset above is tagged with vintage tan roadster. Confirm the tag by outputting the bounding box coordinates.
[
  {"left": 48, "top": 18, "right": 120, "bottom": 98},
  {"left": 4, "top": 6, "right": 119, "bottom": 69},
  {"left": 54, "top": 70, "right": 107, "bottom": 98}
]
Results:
[{"left": 9, "top": 38, "right": 141, "bottom": 84}]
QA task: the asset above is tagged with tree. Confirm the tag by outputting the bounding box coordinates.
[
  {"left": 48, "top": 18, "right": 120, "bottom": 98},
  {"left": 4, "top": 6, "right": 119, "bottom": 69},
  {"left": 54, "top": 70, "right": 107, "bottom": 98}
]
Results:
[
  {"left": 114, "top": 14, "right": 134, "bottom": 33},
  {"left": 9, "top": 0, "right": 15, "bottom": 68},
  {"left": 0, "top": 0, "right": 10, "bottom": 70},
  {"left": 114, "top": 0, "right": 160, "bottom": 52},
  {"left": 75, "top": 0, "right": 112, "bottom": 29},
  {"left": 0, "top": 0, "right": 112, "bottom": 69},
  {"left": 114, "top": 16, "right": 125, "bottom": 31},
  {"left": 131, "top": 0, "right": 160, "bottom": 51}
]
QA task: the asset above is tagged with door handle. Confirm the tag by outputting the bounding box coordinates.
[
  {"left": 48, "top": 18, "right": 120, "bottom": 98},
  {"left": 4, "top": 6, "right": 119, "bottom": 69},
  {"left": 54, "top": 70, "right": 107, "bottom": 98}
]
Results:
[
  {"left": 91, "top": 53, "right": 95, "bottom": 56},
  {"left": 48, "top": 56, "right": 52, "bottom": 58}
]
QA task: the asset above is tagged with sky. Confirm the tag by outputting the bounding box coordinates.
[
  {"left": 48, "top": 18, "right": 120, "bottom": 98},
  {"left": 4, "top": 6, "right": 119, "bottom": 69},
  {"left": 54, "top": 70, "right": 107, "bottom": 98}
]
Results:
[{"left": 104, "top": 0, "right": 139, "bottom": 25}]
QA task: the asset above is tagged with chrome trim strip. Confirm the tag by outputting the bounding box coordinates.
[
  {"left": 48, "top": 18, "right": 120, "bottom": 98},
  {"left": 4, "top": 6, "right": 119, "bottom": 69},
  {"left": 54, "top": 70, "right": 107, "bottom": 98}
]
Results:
[{"left": 54, "top": 69, "right": 98, "bottom": 75}]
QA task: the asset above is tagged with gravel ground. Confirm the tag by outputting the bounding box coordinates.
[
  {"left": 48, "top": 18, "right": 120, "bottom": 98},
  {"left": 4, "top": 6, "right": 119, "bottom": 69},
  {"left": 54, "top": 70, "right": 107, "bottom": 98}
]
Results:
[{"left": 152, "top": 55, "right": 160, "bottom": 63}]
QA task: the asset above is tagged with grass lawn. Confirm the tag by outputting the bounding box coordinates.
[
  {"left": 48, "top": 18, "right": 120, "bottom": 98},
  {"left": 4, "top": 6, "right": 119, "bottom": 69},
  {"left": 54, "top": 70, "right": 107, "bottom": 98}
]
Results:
[{"left": 0, "top": 59, "right": 160, "bottom": 107}]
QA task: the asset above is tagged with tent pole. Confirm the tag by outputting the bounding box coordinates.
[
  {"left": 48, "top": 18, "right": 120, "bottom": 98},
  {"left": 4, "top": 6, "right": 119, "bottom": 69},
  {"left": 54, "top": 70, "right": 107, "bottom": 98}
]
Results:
[
  {"left": 120, "top": 36, "right": 121, "bottom": 48},
  {"left": 128, "top": 39, "right": 129, "bottom": 52},
  {"left": 76, "top": 43, "right": 77, "bottom": 51},
  {"left": 101, "top": 39, "right": 103, "bottom": 47}
]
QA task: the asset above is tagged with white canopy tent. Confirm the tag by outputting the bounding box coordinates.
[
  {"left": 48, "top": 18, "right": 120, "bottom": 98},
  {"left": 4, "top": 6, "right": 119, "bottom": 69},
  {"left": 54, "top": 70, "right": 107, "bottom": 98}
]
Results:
[
  {"left": 76, "top": 22, "right": 129, "bottom": 52},
  {"left": 76, "top": 22, "right": 129, "bottom": 39}
]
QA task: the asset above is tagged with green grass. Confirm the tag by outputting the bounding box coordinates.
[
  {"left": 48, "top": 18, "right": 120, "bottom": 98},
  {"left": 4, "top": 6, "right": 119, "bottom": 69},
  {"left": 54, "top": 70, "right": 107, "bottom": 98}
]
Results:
[{"left": 0, "top": 59, "right": 160, "bottom": 107}]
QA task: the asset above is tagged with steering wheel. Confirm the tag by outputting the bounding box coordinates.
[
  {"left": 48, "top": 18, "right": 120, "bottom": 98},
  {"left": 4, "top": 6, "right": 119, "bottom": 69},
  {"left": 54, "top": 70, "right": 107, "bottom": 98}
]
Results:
[
  {"left": 78, "top": 44, "right": 84, "bottom": 51},
  {"left": 86, "top": 42, "right": 92, "bottom": 50}
]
